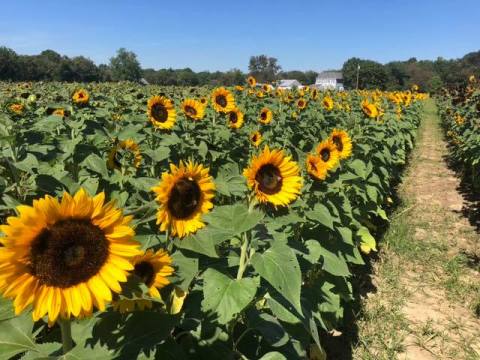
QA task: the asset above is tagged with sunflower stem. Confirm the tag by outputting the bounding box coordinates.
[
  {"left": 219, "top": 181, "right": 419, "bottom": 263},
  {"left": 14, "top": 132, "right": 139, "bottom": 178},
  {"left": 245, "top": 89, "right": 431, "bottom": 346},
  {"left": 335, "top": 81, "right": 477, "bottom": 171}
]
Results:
[
  {"left": 236, "top": 232, "right": 249, "bottom": 280},
  {"left": 59, "top": 318, "right": 73, "bottom": 354}
]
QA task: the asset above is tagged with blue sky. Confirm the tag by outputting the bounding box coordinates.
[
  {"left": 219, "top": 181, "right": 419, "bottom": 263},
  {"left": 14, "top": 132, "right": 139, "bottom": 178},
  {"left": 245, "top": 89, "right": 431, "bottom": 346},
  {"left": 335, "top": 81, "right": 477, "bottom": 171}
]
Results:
[{"left": 1, "top": 0, "right": 479, "bottom": 72}]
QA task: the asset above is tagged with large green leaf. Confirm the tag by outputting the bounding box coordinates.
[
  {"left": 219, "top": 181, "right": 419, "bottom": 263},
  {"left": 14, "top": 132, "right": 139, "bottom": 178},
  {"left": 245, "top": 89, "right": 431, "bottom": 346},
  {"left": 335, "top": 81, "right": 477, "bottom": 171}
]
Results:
[
  {"left": 0, "top": 312, "right": 36, "bottom": 359},
  {"left": 306, "top": 203, "right": 334, "bottom": 230},
  {"left": 202, "top": 268, "right": 259, "bottom": 324},
  {"left": 203, "top": 204, "right": 264, "bottom": 235},
  {"left": 251, "top": 244, "right": 302, "bottom": 314}
]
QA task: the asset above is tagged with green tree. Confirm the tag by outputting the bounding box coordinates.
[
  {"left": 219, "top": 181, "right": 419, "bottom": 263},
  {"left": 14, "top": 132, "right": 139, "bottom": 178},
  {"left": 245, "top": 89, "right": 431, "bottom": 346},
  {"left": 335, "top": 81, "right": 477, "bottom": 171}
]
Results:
[
  {"left": 0, "top": 47, "right": 19, "bottom": 80},
  {"left": 248, "top": 55, "right": 281, "bottom": 83},
  {"left": 109, "top": 48, "right": 142, "bottom": 81},
  {"left": 342, "top": 58, "right": 388, "bottom": 89}
]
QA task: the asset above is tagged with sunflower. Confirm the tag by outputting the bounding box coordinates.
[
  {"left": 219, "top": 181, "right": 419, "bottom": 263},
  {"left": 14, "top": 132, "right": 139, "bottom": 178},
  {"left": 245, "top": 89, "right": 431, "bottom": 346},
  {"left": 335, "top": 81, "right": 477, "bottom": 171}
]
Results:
[
  {"left": 243, "top": 146, "right": 302, "bottom": 207},
  {"left": 199, "top": 97, "right": 209, "bottom": 107},
  {"left": 107, "top": 139, "right": 142, "bottom": 170},
  {"left": 297, "top": 98, "right": 307, "bottom": 110},
  {"left": 52, "top": 108, "right": 65, "bottom": 117},
  {"left": 259, "top": 107, "right": 273, "bottom": 124},
  {"left": 247, "top": 76, "right": 257, "bottom": 87},
  {"left": 468, "top": 75, "right": 476, "bottom": 83},
  {"left": 112, "top": 298, "right": 152, "bottom": 313},
  {"left": 235, "top": 85, "right": 244, "bottom": 91},
  {"left": 306, "top": 154, "right": 328, "bottom": 180},
  {"left": 147, "top": 95, "right": 176, "bottom": 129},
  {"left": 256, "top": 90, "right": 265, "bottom": 98},
  {"left": 0, "top": 189, "right": 141, "bottom": 325},
  {"left": 211, "top": 87, "right": 235, "bottom": 113},
  {"left": 181, "top": 99, "right": 205, "bottom": 121},
  {"left": 315, "top": 139, "right": 340, "bottom": 174},
  {"left": 152, "top": 161, "right": 215, "bottom": 238},
  {"left": 131, "top": 249, "right": 174, "bottom": 298},
  {"left": 250, "top": 131, "right": 262, "bottom": 147},
  {"left": 227, "top": 108, "right": 244, "bottom": 129},
  {"left": 329, "top": 129, "right": 352, "bottom": 160},
  {"left": 361, "top": 99, "right": 379, "bottom": 118},
  {"left": 311, "top": 88, "right": 319, "bottom": 100},
  {"left": 72, "top": 89, "right": 89, "bottom": 105},
  {"left": 323, "top": 96, "right": 334, "bottom": 111},
  {"left": 9, "top": 103, "right": 24, "bottom": 114},
  {"left": 262, "top": 84, "right": 271, "bottom": 92}
]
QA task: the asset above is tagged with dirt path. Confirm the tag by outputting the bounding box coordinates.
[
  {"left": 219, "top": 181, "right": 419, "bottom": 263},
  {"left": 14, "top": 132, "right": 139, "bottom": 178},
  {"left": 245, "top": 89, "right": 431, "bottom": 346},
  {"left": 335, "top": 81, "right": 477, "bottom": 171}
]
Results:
[{"left": 353, "top": 99, "right": 480, "bottom": 360}]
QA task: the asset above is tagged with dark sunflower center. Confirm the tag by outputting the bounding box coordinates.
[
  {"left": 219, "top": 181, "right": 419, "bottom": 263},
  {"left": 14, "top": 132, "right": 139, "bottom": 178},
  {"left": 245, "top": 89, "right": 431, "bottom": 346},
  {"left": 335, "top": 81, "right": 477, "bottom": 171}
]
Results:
[
  {"left": 29, "top": 219, "right": 109, "bottom": 288},
  {"left": 252, "top": 134, "right": 258, "bottom": 142},
  {"left": 261, "top": 112, "right": 267, "bottom": 120},
  {"left": 320, "top": 149, "right": 330, "bottom": 162},
  {"left": 332, "top": 136, "right": 343, "bottom": 152},
  {"left": 185, "top": 105, "right": 197, "bottom": 116},
  {"left": 167, "top": 177, "right": 201, "bottom": 219},
  {"left": 134, "top": 261, "right": 155, "bottom": 287},
  {"left": 309, "top": 159, "right": 318, "bottom": 172},
  {"left": 229, "top": 112, "right": 238, "bottom": 123},
  {"left": 78, "top": 93, "right": 84, "bottom": 99},
  {"left": 256, "top": 164, "right": 283, "bottom": 195},
  {"left": 152, "top": 103, "right": 168, "bottom": 122},
  {"left": 216, "top": 95, "right": 227, "bottom": 107},
  {"left": 299, "top": 101, "right": 304, "bottom": 107}
]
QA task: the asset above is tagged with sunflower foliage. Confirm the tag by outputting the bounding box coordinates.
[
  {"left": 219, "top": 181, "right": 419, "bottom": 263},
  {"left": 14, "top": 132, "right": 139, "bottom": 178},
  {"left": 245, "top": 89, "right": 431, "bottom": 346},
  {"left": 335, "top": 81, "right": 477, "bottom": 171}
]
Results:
[
  {"left": 0, "top": 80, "right": 426, "bottom": 359},
  {"left": 436, "top": 75, "right": 480, "bottom": 191}
]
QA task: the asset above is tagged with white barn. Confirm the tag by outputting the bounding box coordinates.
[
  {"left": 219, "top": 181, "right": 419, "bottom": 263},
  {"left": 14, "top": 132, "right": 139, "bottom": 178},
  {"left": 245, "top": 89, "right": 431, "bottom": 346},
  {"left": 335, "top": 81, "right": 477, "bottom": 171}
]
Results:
[
  {"left": 276, "top": 79, "right": 303, "bottom": 90},
  {"left": 315, "top": 71, "right": 344, "bottom": 90}
]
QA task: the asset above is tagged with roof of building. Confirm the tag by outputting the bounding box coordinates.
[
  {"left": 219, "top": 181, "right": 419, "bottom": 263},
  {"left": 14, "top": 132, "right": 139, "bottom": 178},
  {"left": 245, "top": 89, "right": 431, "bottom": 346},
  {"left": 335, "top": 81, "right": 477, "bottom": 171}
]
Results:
[
  {"left": 277, "top": 79, "right": 302, "bottom": 87},
  {"left": 316, "top": 71, "right": 343, "bottom": 80}
]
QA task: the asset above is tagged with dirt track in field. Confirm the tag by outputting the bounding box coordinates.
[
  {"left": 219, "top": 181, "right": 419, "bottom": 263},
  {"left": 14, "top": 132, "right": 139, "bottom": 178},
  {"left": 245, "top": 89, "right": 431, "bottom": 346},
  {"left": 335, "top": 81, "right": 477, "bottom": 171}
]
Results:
[
  {"left": 395, "top": 99, "right": 479, "bottom": 359},
  {"left": 352, "top": 99, "right": 480, "bottom": 360}
]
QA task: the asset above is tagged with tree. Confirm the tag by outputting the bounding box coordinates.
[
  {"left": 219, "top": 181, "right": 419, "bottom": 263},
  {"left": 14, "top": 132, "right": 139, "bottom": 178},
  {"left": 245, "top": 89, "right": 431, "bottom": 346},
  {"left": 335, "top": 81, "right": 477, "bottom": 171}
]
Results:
[
  {"left": 248, "top": 55, "right": 281, "bottom": 83},
  {"left": 109, "top": 48, "right": 142, "bottom": 81},
  {"left": 342, "top": 58, "right": 388, "bottom": 89},
  {"left": 0, "top": 47, "right": 19, "bottom": 80}
]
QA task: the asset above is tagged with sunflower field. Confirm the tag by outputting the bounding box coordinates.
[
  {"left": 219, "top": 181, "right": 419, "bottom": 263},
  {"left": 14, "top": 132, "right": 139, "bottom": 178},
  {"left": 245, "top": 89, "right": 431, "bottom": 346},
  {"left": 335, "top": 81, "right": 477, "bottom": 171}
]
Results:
[
  {"left": 0, "top": 80, "right": 426, "bottom": 359},
  {"left": 437, "top": 75, "right": 480, "bottom": 191}
]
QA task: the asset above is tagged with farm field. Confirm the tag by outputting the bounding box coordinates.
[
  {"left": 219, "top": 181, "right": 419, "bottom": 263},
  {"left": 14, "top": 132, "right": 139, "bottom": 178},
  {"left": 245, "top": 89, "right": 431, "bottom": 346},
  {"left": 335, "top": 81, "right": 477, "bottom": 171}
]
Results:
[{"left": 0, "top": 80, "right": 429, "bottom": 358}]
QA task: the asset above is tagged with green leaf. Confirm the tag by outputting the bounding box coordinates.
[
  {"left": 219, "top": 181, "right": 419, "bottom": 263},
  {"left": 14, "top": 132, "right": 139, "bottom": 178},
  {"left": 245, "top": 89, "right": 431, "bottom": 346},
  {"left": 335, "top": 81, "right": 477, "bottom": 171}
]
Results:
[
  {"left": 14, "top": 153, "right": 38, "bottom": 173},
  {"left": 203, "top": 204, "right": 264, "bottom": 236},
  {"left": 349, "top": 159, "right": 367, "bottom": 179},
  {"left": 171, "top": 250, "right": 199, "bottom": 291},
  {"left": 251, "top": 244, "right": 303, "bottom": 314},
  {"left": 0, "top": 312, "right": 36, "bottom": 359},
  {"left": 306, "top": 203, "right": 334, "bottom": 230},
  {"left": 82, "top": 153, "right": 108, "bottom": 178},
  {"left": 202, "top": 268, "right": 259, "bottom": 324},
  {"left": 259, "top": 351, "right": 287, "bottom": 360},
  {"left": 357, "top": 226, "right": 377, "bottom": 254}
]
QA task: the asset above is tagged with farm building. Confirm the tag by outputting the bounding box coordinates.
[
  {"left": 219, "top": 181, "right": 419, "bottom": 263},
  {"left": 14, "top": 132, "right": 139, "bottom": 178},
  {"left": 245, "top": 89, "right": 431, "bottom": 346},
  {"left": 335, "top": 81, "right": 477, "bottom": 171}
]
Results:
[
  {"left": 276, "top": 79, "right": 303, "bottom": 89},
  {"left": 315, "top": 71, "right": 344, "bottom": 90}
]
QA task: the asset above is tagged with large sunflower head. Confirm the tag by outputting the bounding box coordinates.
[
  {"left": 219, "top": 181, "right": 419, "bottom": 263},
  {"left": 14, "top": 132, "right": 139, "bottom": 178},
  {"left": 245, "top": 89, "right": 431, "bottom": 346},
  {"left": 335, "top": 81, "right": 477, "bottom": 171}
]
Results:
[
  {"left": 361, "top": 99, "right": 379, "bottom": 118},
  {"left": 243, "top": 146, "right": 302, "bottom": 207},
  {"left": 152, "top": 161, "right": 215, "bottom": 238},
  {"left": 311, "top": 88, "right": 319, "bottom": 100},
  {"left": 323, "top": 96, "right": 334, "bottom": 111},
  {"left": 147, "top": 95, "right": 176, "bottom": 129},
  {"left": 259, "top": 107, "right": 273, "bottom": 124},
  {"left": 211, "top": 87, "right": 235, "bottom": 113},
  {"left": 247, "top": 76, "right": 257, "bottom": 87},
  {"left": 262, "top": 84, "right": 271, "bottom": 92},
  {"left": 227, "top": 108, "right": 244, "bottom": 129},
  {"left": 181, "top": 98, "right": 205, "bottom": 121},
  {"left": 306, "top": 154, "right": 328, "bottom": 181},
  {"left": 250, "top": 131, "right": 262, "bottom": 147},
  {"left": 72, "top": 89, "right": 89, "bottom": 105},
  {"left": 297, "top": 98, "right": 307, "bottom": 110},
  {"left": 131, "top": 249, "right": 174, "bottom": 298},
  {"left": 0, "top": 189, "right": 141, "bottom": 325},
  {"left": 329, "top": 129, "right": 352, "bottom": 160},
  {"left": 107, "top": 139, "right": 142, "bottom": 171},
  {"left": 9, "top": 103, "right": 24, "bottom": 115},
  {"left": 315, "top": 139, "right": 340, "bottom": 173}
]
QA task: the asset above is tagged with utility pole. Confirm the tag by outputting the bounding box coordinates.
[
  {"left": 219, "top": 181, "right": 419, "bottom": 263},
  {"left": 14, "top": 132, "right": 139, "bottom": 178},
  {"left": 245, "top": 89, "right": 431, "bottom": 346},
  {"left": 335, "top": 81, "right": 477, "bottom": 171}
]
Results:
[{"left": 355, "top": 64, "right": 360, "bottom": 90}]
